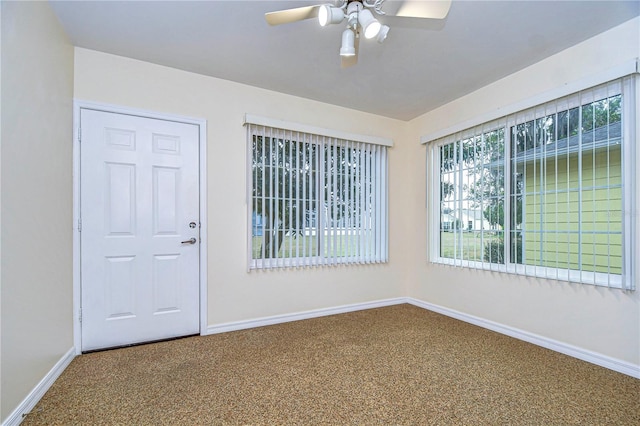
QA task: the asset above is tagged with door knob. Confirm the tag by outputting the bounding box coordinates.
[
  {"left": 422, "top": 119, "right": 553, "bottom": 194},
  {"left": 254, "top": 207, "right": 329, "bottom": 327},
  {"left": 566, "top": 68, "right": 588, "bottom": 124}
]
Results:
[{"left": 181, "top": 237, "right": 197, "bottom": 244}]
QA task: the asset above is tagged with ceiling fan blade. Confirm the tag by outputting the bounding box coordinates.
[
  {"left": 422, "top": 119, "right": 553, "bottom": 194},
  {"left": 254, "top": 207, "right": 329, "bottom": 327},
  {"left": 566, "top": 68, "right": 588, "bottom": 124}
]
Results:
[
  {"left": 385, "top": 0, "right": 452, "bottom": 20},
  {"left": 265, "top": 5, "right": 321, "bottom": 26},
  {"left": 341, "top": 34, "right": 359, "bottom": 68}
]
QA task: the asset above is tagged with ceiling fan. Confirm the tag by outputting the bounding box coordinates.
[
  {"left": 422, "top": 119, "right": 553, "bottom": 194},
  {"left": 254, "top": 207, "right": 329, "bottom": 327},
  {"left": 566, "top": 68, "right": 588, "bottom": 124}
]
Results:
[{"left": 265, "top": 0, "right": 452, "bottom": 67}]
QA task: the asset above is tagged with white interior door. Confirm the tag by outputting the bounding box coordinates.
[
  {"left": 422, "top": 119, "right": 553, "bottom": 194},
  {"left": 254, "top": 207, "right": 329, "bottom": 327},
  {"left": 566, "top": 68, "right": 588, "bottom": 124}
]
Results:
[{"left": 80, "top": 109, "right": 200, "bottom": 351}]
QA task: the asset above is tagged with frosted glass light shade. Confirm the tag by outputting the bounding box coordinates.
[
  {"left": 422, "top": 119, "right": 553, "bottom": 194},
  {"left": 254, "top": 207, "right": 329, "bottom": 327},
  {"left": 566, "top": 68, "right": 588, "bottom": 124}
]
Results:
[
  {"left": 358, "top": 9, "right": 381, "bottom": 39},
  {"left": 340, "top": 28, "right": 356, "bottom": 56},
  {"left": 319, "top": 5, "right": 345, "bottom": 26}
]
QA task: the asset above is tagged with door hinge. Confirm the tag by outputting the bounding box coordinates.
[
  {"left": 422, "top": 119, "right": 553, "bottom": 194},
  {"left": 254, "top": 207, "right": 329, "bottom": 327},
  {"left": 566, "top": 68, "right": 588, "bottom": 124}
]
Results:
[
  {"left": 78, "top": 127, "right": 81, "bottom": 143},
  {"left": 79, "top": 308, "right": 82, "bottom": 324},
  {"left": 77, "top": 218, "right": 82, "bottom": 232}
]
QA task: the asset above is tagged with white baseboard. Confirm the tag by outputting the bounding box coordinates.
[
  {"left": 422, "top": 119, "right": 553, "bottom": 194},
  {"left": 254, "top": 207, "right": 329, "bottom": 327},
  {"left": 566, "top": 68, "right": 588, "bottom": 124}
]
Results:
[
  {"left": 2, "top": 348, "right": 76, "bottom": 426},
  {"left": 1, "top": 298, "right": 634, "bottom": 426},
  {"left": 205, "top": 296, "right": 639, "bottom": 378},
  {"left": 205, "top": 297, "right": 407, "bottom": 335},
  {"left": 406, "top": 298, "right": 640, "bottom": 379}
]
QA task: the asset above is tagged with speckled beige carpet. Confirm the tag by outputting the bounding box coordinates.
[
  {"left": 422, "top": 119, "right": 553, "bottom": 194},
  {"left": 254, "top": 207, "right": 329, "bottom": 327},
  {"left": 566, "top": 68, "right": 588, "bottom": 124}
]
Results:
[{"left": 23, "top": 304, "right": 639, "bottom": 425}]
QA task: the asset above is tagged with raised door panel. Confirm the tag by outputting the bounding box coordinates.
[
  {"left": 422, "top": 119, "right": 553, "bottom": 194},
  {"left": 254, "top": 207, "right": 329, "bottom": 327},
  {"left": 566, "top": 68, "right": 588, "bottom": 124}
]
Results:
[{"left": 81, "top": 109, "right": 200, "bottom": 351}]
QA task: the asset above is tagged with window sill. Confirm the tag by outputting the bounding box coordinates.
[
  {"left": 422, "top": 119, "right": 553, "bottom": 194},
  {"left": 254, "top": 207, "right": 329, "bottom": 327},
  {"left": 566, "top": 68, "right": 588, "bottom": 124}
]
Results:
[{"left": 431, "top": 257, "right": 627, "bottom": 290}]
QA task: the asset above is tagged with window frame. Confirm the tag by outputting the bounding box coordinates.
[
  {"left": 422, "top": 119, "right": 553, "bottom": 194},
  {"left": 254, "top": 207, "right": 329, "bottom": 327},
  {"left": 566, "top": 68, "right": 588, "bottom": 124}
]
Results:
[
  {"left": 427, "top": 75, "right": 637, "bottom": 290},
  {"left": 246, "top": 119, "right": 389, "bottom": 270}
]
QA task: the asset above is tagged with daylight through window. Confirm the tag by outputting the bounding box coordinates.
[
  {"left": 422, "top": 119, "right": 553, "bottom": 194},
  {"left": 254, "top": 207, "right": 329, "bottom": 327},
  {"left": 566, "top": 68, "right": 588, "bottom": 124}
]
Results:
[
  {"left": 428, "top": 76, "right": 636, "bottom": 290},
  {"left": 247, "top": 123, "right": 388, "bottom": 269}
]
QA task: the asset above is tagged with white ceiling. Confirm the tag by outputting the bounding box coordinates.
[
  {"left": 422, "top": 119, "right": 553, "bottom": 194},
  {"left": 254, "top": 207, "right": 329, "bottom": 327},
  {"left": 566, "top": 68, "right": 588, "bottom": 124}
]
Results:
[{"left": 50, "top": 0, "right": 640, "bottom": 121}]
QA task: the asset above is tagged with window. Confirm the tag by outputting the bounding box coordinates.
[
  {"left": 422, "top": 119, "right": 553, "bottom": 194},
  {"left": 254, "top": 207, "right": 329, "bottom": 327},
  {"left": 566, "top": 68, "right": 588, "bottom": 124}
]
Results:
[
  {"left": 247, "top": 123, "right": 388, "bottom": 269},
  {"left": 428, "top": 76, "right": 636, "bottom": 290}
]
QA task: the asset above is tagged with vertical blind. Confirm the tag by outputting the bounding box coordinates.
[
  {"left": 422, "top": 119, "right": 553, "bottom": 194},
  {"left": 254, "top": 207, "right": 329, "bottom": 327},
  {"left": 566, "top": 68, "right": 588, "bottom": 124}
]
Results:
[
  {"left": 247, "top": 123, "right": 388, "bottom": 269},
  {"left": 428, "top": 75, "right": 636, "bottom": 290}
]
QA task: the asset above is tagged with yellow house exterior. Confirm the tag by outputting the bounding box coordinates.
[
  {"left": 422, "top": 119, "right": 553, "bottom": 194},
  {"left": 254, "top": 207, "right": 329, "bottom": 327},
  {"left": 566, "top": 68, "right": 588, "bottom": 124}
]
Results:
[{"left": 520, "top": 141, "right": 622, "bottom": 275}]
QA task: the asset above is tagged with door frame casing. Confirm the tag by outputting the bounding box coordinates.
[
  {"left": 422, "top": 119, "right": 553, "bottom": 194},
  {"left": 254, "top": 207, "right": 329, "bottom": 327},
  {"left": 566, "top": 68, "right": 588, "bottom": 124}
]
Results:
[{"left": 72, "top": 100, "right": 208, "bottom": 354}]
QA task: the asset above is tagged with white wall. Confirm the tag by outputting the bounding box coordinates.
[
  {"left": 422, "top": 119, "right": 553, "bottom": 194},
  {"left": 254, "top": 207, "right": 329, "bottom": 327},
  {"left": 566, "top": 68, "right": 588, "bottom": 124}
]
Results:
[
  {"left": 407, "top": 17, "right": 640, "bottom": 365},
  {"left": 2, "top": 9, "right": 637, "bottom": 421},
  {"left": 1, "top": 1, "right": 74, "bottom": 422},
  {"left": 73, "top": 48, "right": 412, "bottom": 327}
]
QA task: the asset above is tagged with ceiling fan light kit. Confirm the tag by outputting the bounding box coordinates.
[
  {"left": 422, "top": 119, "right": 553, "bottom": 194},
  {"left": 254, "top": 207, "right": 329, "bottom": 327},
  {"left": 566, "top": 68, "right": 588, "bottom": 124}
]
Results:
[
  {"left": 377, "top": 24, "right": 390, "bottom": 43},
  {"left": 266, "top": 0, "right": 452, "bottom": 66},
  {"left": 357, "top": 8, "right": 382, "bottom": 39},
  {"left": 340, "top": 28, "right": 357, "bottom": 56},
  {"left": 319, "top": 5, "right": 345, "bottom": 26}
]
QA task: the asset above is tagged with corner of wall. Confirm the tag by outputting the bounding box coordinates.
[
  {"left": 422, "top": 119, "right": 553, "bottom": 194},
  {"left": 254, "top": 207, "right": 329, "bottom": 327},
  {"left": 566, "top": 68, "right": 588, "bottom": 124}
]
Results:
[
  {"left": 403, "top": 16, "right": 640, "bottom": 366},
  {"left": 1, "top": 1, "right": 75, "bottom": 422}
]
